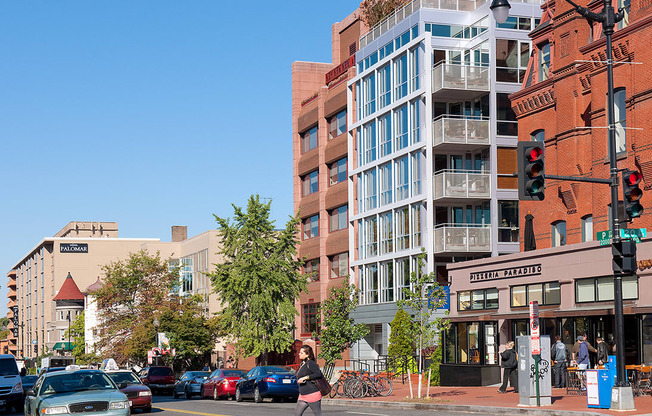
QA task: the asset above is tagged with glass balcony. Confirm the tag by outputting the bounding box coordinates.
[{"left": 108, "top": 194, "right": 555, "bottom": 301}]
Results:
[
  {"left": 432, "top": 116, "right": 489, "bottom": 151},
  {"left": 433, "top": 170, "right": 490, "bottom": 200},
  {"left": 432, "top": 63, "right": 489, "bottom": 100},
  {"left": 434, "top": 224, "right": 491, "bottom": 253}
]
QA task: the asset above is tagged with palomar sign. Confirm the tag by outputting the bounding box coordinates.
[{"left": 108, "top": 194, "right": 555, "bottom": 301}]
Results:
[{"left": 60, "top": 243, "right": 88, "bottom": 253}]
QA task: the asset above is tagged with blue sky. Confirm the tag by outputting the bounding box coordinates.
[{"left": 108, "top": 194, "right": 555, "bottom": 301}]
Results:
[{"left": 0, "top": 1, "right": 359, "bottom": 302}]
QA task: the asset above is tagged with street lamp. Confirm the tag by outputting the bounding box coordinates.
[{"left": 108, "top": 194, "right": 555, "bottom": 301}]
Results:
[
  {"left": 67, "top": 311, "right": 71, "bottom": 355},
  {"left": 490, "top": 0, "right": 632, "bottom": 409},
  {"left": 153, "top": 318, "right": 160, "bottom": 366}
]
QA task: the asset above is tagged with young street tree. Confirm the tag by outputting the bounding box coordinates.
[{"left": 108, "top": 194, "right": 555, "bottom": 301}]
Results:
[
  {"left": 315, "top": 282, "right": 369, "bottom": 366},
  {"left": 387, "top": 306, "right": 415, "bottom": 373},
  {"left": 208, "top": 195, "right": 306, "bottom": 365}
]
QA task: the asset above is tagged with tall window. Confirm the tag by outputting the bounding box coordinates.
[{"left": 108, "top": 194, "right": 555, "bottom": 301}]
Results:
[
  {"left": 614, "top": 88, "right": 626, "bottom": 153},
  {"left": 365, "top": 265, "right": 379, "bottom": 303},
  {"left": 330, "top": 253, "right": 348, "bottom": 278},
  {"left": 380, "top": 163, "right": 393, "bottom": 206},
  {"left": 302, "top": 170, "right": 318, "bottom": 196},
  {"left": 379, "top": 113, "right": 392, "bottom": 157},
  {"left": 302, "top": 303, "right": 320, "bottom": 335},
  {"left": 396, "top": 156, "right": 410, "bottom": 201},
  {"left": 396, "top": 258, "right": 410, "bottom": 300},
  {"left": 381, "top": 261, "right": 394, "bottom": 302},
  {"left": 395, "top": 105, "right": 408, "bottom": 150},
  {"left": 365, "top": 217, "right": 378, "bottom": 257},
  {"left": 329, "top": 205, "right": 348, "bottom": 232},
  {"left": 531, "top": 129, "right": 544, "bottom": 142},
  {"left": 411, "top": 204, "right": 422, "bottom": 247},
  {"left": 539, "top": 42, "right": 550, "bottom": 82},
  {"left": 379, "top": 64, "right": 391, "bottom": 108},
  {"left": 618, "top": 0, "right": 630, "bottom": 29},
  {"left": 329, "top": 111, "right": 346, "bottom": 139},
  {"left": 497, "top": 93, "right": 518, "bottom": 136},
  {"left": 551, "top": 220, "right": 566, "bottom": 247},
  {"left": 329, "top": 158, "right": 347, "bottom": 186},
  {"left": 395, "top": 208, "right": 410, "bottom": 251},
  {"left": 412, "top": 152, "right": 422, "bottom": 196},
  {"left": 582, "top": 215, "right": 593, "bottom": 242},
  {"left": 364, "top": 74, "right": 376, "bottom": 116},
  {"left": 395, "top": 54, "right": 408, "bottom": 99},
  {"left": 409, "top": 47, "right": 419, "bottom": 91},
  {"left": 380, "top": 212, "right": 394, "bottom": 254},
  {"left": 304, "top": 259, "right": 320, "bottom": 282},
  {"left": 364, "top": 122, "right": 377, "bottom": 164},
  {"left": 410, "top": 100, "right": 421, "bottom": 144},
  {"left": 303, "top": 215, "right": 319, "bottom": 240},
  {"left": 496, "top": 39, "right": 530, "bottom": 83},
  {"left": 364, "top": 169, "right": 377, "bottom": 210},
  {"left": 302, "top": 126, "right": 318, "bottom": 153}
]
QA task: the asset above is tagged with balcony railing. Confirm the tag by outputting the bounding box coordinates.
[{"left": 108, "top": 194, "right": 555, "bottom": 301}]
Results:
[
  {"left": 432, "top": 116, "right": 489, "bottom": 148},
  {"left": 434, "top": 223, "right": 491, "bottom": 253},
  {"left": 433, "top": 170, "right": 490, "bottom": 200},
  {"left": 432, "top": 63, "right": 489, "bottom": 97}
]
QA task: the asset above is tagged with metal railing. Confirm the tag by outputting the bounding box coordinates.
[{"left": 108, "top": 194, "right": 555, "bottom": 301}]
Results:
[
  {"left": 434, "top": 223, "right": 491, "bottom": 253},
  {"left": 432, "top": 116, "right": 490, "bottom": 147},
  {"left": 432, "top": 63, "right": 489, "bottom": 93},
  {"left": 433, "top": 170, "right": 490, "bottom": 199}
]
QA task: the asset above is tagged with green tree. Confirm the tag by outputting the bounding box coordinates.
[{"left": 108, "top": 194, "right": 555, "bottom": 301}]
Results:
[
  {"left": 397, "top": 252, "right": 449, "bottom": 395},
  {"left": 315, "top": 282, "right": 369, "bottom": 365},
  {"left": 387, "top": 306, "right": 416, "bottom": 373},
  {"left": 93, "top": 250, "right": 182, "bottom": 365},
  {"left": 64, "top": 311, "right": 100, "bottom": 365},
  {"left": 360, "top": 0, "right": 410, "bottom": 28},
  {"left": 207, "top": 195, "right": 306, "bottom": 365}
]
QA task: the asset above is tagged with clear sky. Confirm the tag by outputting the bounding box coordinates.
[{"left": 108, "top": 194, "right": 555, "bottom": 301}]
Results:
[{"left": 0, "top": 1, "right": 360, "bottom": 303}]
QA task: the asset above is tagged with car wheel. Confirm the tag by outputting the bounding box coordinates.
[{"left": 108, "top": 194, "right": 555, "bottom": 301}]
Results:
[
  {"left": 199, "top": 386, "right": 204, "bottom": 399},
  {"left": 254, "top": 386, "right": 263, "bottom": 403},
  {"left": 213, "top": 386, "right": 218, "bottom": 400},
  {"left": 185, "top": 387, "right": 192, "bottom": 399},
  {"left": 142, "top": 406, "right": 152, "bottom": 413},
  {"left": 173, "top": 388, "right": 179, "bottom": 399},
  {"left": 235, "top": 387, "right": 242, "bottom": 402}
]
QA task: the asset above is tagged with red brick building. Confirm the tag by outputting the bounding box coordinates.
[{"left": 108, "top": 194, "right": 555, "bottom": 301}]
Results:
[{"left": 510, "top": 0, "right": 652, "bottom": 249}]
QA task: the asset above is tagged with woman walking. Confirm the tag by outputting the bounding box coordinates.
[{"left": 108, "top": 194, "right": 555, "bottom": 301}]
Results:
[{"left": 295, "top": 345, "right": 324, "bottom": 416}]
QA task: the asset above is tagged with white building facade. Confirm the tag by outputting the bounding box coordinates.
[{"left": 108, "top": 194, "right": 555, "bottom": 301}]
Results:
[{"left": 347, "top": 0, "right": 542, "bottom": 360}]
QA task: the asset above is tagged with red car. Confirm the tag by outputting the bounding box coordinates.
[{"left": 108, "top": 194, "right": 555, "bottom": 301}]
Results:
[
  {"left": 106, "top": 370, "right": 153, "bottom": 412},
  {"left": 139, "top": 366, "right": 175, "bottom": 395},
  {"left": 201, "top": 369, "right": 247, "bottom": 400}
]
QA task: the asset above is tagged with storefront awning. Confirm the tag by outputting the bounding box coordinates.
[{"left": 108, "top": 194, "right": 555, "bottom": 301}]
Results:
[
  {"left": 449, "top": 313, "right": 497, "bottom": 322},
  {"left": 52, "top": 342, "right": 74, "bottom": 351}
]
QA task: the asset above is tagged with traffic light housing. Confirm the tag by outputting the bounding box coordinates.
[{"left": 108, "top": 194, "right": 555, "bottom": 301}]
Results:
[
  {"left": 33, "top": 344, "right": 38, "bottom": 354},
  {"left": 518, "top": 141, "right": 545, "bottom": 201},
  {"left": 613, "top": 240, "right": 637, "bottom": 275},
  {"left": 622, "top": 170, "right": 644, "bottom": 220}
]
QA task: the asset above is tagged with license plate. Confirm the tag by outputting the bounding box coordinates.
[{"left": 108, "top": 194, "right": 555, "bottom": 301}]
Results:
[
  {"left": 282, "top": 379, "right": 291, "bottom": 384},
  {"left": 129, "top": 401, "right": 133, "bottom": 407}
]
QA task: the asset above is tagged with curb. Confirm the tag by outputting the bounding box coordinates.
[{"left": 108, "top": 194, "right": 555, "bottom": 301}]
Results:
[{"left": 322, "top": 398, "right": 607, "bottom": 416}]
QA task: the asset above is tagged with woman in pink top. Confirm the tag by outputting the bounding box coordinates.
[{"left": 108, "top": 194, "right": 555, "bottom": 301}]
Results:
[{"left": 294, "top": 345, "right": 323, "bottom": 416}]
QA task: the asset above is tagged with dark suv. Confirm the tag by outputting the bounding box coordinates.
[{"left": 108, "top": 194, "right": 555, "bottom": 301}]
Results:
[{"left": 139, "top": 366, "right": 175, "bottom": 395}]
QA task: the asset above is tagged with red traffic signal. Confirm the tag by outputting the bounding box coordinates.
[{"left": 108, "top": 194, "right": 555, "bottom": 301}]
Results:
[
  {"left": 518, "top": 142, "right": 545, "bottom": 200},
  {"left": 622, "top": 169, "right": 644, "bottom": 219}
]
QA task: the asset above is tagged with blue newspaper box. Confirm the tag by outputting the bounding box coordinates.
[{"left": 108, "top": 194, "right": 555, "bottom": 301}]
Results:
[{"left": 587, "top": 356, "right": 617, "bottom": 409}]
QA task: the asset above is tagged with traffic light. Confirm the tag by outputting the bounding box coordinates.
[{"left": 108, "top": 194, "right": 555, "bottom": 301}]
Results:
[
  {"left": 613, "top": 240, "right": 637, "bottom": 275},
  {"left": 33, "top": 344, "right": 38, "bottom": 354},
  {"left": 622, "top": 170, "right": 644, "bottom": 220},
  {"left": 517, "top": 141, "right": 545, "bottom": 201}
]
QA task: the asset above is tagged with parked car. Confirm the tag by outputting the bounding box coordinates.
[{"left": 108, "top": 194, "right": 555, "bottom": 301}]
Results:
[
  {"left": 106, "top": 370, "right": 152, "bottom": 412},
  {"left": 21, "top": 375, "right": 39, "bottom": 394},
  {"left": 138, "top": 366, "right": 175, "bottom": 395},
  {"left": 24, "top": 369, "right": 129, "bottom": 416},
  {"left": 201, "top": 369, "right": 246, "bottom": 400},
  {"left": 0, "top": 355, "right": 23, "bottom": 412},
  {"left": 38, "top": 367, "right": 66, "bottom": 376},
  {"left": 173, "top": 371, "right": 210, "bottom": 399},
  {"left": 235, "top": 366, "right": 298, "bottom": 403}
]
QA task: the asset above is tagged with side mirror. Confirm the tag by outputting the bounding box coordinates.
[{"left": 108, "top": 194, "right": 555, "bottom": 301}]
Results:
[
  {"left": 118, "top": 383, "right": 128, "bottom": 389},
  {"left": 25, "top": 389, "right": 36, "bottom": 397}
]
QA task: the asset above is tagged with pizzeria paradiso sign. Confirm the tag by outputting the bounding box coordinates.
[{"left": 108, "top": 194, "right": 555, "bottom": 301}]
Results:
[
  {"left": 60, "top": 243, "right": 89, "bottom": 254},
  {"left": 470, "top": 263, "right": 542, "bottom": 283}
]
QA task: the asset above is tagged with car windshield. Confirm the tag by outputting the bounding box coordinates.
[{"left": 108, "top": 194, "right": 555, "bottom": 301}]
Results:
[
  {"left": 107, "top": 372, "right": 141, "bottom": 385},
  {"left": 222, "top": 370, "right": 245, "bottom": 378},
  {"left": 187, "top": 372, "right": 210, "bottom": 379},
  {"left": 40, "top": 372, "right": 116, "bottom": 395},
  {"left": 0, "top": 358, "right": 18, "bottom": 376},
  {"left": 22, "top": 375, "right": 39, "bottom": 383},
  {"left": 263, "top": 367, "right": 291, "bottom": 375},
  {"left": 150, "top": 367, "right": 173, "bottom": 376}
]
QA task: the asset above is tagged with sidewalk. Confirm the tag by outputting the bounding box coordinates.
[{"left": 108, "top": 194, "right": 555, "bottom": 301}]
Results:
[{"left": 325, "top": 382, "right": 652, "bottom": 415}]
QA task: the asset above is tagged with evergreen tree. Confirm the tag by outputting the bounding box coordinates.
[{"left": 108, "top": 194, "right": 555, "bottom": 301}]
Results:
[
  {"left": 387, "top": 307, "right": 415, "bottom": 373},
  {"left": 316, "top": 282, "right": 369, "bottom": 365},
  {"left": 208, "top": 195, "right": 306, "bottom": 365}
]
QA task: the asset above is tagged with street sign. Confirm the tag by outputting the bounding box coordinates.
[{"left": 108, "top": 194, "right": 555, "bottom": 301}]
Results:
[
  {"left": 531, "top": 335, "right": 541, "bottom": 355},
  {"left": 621, "top": 228, "right": 647, "bottom": 242},
  {"left": 31, "top": 339, "right": 37, "bottom": 345},
  {"left": 597, "top": 230, "right": 612, "bottom": 246},
  {"left": 530, "top": 301, "right": 540, "bottom": 354}
]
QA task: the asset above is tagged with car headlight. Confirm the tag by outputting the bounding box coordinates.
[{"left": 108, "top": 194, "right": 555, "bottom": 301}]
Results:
[
  {"left": 109, "top": 401, "right": 129, "bottom": 410},
  {"left": 138, "top": 391, "right": 152, "bottom": 397},
  {"left": 12, "top": 382, "right": 22, "bottom": 393},
  {"left": 41, "top": 406, "right": 68, "bottom": 414}
]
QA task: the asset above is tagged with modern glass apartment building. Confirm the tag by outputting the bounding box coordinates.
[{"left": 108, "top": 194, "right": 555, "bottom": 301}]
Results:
[{"left": 347, "top": 0, "right": 542, "bottom": 359}]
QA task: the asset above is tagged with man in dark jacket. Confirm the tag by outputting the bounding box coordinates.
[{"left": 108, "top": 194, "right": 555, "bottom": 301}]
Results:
[
  {"left": 498, "top": 341, "right": 518, "bottom": 393},
  {"left": 597, "top": 337, "right": 609, "bottom": 366},
  {"left": 552, "top": 335, "right": 569, "bottom": 388}
]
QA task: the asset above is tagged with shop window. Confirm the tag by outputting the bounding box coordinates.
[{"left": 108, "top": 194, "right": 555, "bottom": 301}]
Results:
[
  {"left": 511, "top": 282, "right": 560, "bottom": 307},
  {"left": 458, "top": 288, "right": 498, "bottom": 310},
  {"left": 575, "top": 276, "right": 638, "bottom": 303},
  {"left": 443, "top": 321, "right": 496, "bottom": 364}
]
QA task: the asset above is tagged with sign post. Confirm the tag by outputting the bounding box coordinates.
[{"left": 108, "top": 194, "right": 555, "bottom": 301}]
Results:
[{"left": 530, "top": 301, "right": 540, "bottom": 407}]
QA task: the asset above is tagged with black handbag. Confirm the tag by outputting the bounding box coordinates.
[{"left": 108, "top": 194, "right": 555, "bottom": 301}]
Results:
[{"left": 313, "top": 375, "right": 331, "bottom": 396}]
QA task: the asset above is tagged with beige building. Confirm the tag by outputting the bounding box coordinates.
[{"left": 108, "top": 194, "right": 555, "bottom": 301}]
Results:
[{"left": 7, "top": 221, "right": 223, "bottom": 360}]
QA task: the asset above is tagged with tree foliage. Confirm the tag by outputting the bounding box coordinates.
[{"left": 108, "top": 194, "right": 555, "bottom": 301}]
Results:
[
  {"left": 359, "top": 0, "right": 410, "bottom": 28},
  {"left": 93, "top": 250, "right": 220, "bottom": 366},
  {"left": 207, "top": 195, "right": 306, "bottom": 365},
  {"left": 397, "top": 253, "right": 449, "bottom": 373},
  {"left": 65, "top": 311, "right": 99, "bottom": 365},
  {"left": 387, "top": 306, "right": 415, "bottom": 372},
  {"left": 316, "top": 282, "right": 369, "bottom": 365}
]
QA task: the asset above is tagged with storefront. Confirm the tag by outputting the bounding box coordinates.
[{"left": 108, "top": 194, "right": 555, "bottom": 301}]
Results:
[{"left": 440, "top": 239, "right": 652, "bottom": 386}]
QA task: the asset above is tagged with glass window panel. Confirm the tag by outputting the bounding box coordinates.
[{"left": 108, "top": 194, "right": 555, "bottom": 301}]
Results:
[
  {"left": 485, "top": 322, "right": 497, "bottom": 364},
  {"left": 528, "top": 284, "right": 543, "bottom": 305},
  {"left": 576, "top": 279, "right": 595, "bottom": 302},
  {"left": 623, "top": 276, "right": 638, "bottom": 299},
  {"left": 597, "top": 277, "right": 614, "bottom": 301},
  {"left": 544, "top": 282, "right": 561, "bottom": 305},
  {"left": 471, "top": 291, "right": 485, "bottom": 310},
  {"left": 512, "top": 285, "right": 526, "bottom": 307},
  {"left": 458, "top": 291, "right": 471, "bottom": 311},
  {"left": 486, "top": 289, "right": 498, "bottom": 309}
]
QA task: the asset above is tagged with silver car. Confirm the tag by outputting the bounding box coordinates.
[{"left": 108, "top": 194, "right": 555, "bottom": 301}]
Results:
[{"left": 173, "top": 371, "right": 210, "bottom": 399}]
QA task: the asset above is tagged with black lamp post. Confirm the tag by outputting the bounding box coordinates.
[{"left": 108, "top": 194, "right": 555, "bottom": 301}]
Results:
[
  {"left": 490, "top": 0, "right": 631, "bottom": 409},
  {"left": 153, "top": 318, "right": 160, "bottom": 366},
  {"left": 67, "top": 311, "right": 71, "bottom": 355}
]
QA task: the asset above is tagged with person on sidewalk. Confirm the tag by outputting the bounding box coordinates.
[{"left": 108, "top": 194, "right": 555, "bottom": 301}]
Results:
[
  {"left": 572, "top": 333, "right": 596, "bottom": 365},
  {"left": 577, "top": 335, "right": 590, "bottom": 370},
  {"left": 597, "top": 337, "right": 609, "bottom": 366},
  {"left": 552, "top": 335, "right": 569, "bottom": 388},
  {"left": 295, "top": 345, "right": 324, "bottom": 416},
  {"left": 498, "top": 341, "right": 518, "bottom": 393}
]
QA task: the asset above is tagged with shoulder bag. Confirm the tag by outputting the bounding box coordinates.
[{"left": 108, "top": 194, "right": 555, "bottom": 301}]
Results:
[{"left": 305, "top": 361, "right": 331, "bottom": 396}]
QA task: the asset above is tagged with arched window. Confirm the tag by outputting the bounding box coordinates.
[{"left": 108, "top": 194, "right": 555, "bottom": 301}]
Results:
[
  {"left": 552, "top": 221, "right": 566, "bottom": 247},
  {"left": 581, "top": 215, "right": 593, "bottom": 242},
  {"left": 531, "top": 129, "right": 545, "bottom": 142}
]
